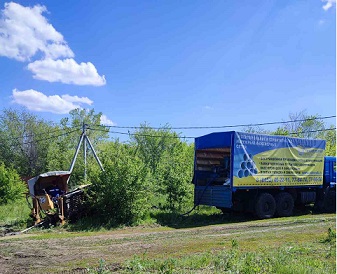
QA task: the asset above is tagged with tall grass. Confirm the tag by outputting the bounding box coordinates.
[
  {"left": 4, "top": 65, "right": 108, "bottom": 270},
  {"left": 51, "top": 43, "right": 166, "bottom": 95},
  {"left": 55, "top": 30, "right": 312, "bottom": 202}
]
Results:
[{"left": 0, "top": 197, "right": 31, "bottom": 231}]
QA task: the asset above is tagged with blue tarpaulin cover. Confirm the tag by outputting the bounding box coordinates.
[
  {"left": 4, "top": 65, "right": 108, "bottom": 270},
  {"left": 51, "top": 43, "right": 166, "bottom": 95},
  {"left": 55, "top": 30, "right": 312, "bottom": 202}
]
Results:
[
  {"left": 195, "top": 131, "right": 326, "bottom": 188},
  {"left": 195, "top": 131, "right": 234, "bottom": 150}
]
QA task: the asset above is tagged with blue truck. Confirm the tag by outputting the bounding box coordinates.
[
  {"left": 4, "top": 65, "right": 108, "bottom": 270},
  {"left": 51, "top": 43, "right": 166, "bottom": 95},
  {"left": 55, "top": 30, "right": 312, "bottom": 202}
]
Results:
[{"left": 193, "top": 131, "right": 336, "bottom": 218}]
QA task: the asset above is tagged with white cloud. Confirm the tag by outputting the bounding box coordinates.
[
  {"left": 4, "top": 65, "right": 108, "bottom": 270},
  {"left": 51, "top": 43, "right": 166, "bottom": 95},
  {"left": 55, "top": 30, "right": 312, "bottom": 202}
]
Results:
[
  {"left": 0, "top": 2, "right": 106, "bottom": 86},
  {"left": 322, "top": 0, "right": 336, "bottom": 11},
  {"left": 0, "top": 2, "right": 73, "bottom": 61},
  {"left": 100, "top": 114, "right": 115, "bottom": 126},
  {"left": 12, "top": 89, "right": 93, "bottom": 114},
  {"left": 61, "top": 94, "right": 93, "bottom": 105},
  {"left": 203, "top": 105, "right": 213, "bottom": 110},
  {"left": 27, "top": 58, "right": 106, "bottom": 86}
]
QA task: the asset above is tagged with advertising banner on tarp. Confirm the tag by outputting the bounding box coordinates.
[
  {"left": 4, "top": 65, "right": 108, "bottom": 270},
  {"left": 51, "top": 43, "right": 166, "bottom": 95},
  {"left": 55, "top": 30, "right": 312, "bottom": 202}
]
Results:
[{"left": 233, "top": 132, "right": 326, "bottom": 187}]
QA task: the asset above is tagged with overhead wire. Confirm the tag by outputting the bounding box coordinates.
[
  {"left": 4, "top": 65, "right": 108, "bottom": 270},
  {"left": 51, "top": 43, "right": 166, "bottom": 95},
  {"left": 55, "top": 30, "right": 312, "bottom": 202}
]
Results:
[
  {"left": 91, "top": 115, "right": 336, "bottom": 130},
  {"left": 89, "top": 126, "right": 336, "bottom": 140},
  {"left": 3, "top": 126, "right": 77, "bottom": 142},
  {"left": 3, "top": 116, "right": 336, "bottom": 144},
  {"left": 23, "top": 129, "right": 78, "bottom": 145},
  {"left": 21, "top": 128, "right": 80, "bottom": 145},
  {"left": 288, "top": 128, "right": 336, "bottom": 135},
  {"left": 87, "top": 127, "right": 195, "bottom": 139}
]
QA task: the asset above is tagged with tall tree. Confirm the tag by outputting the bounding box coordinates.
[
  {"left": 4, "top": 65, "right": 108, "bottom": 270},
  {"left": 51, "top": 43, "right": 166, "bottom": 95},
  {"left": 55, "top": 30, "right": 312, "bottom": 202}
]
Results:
[
  {"left": 155, "top": 142, "right": 194, "bottom": 211},
  {"left": 130, "top": 124, "right": 194, "bottom": 210},
  {"left": 283, "top": 111, "right": 325, "bottom": 138},
  {"left": 0, "top": 109, "right": 55, "bottom": 176},
  {"left": 130, "top": 123, "right": 181, "bottom": 174}
]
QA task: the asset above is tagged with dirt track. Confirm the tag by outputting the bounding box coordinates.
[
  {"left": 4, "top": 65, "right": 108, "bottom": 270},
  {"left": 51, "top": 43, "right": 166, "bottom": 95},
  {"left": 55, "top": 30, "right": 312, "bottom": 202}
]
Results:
[{"left": 0, "top": 215, "right": 335, "bottom": 273}]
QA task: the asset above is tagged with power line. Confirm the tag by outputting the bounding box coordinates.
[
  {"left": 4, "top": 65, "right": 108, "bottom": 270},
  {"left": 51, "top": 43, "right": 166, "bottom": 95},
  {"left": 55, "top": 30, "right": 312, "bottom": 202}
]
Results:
[
  {"left": 89, "top": 126, "right": 336, "bottom": 140},
  {"left": 3, "top": 118, "right": 336, "bottom": 145},
  {"left": 91, "top": 115, "right": 336, "bottom": 130},
  {"left": 21, "top": 128, "right": 80, "bottom": 145},
  {"left": 3, "top": 126, "right": 79, "bottom": 142},
  {"left": 289, "top": 128, "right": 336, "bottom": 135},
  {"left": 88, "top": 127, "right": 195, "bottom": 139},
  {"left": 1, "top": 127, "right": 81, "bottom": 144}
]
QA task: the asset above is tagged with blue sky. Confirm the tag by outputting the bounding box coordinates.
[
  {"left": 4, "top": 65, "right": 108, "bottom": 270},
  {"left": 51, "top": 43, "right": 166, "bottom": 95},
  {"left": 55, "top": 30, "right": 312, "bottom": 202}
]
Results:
[{"left": 0, "top": 0, "right": 335, "bottom": 139}]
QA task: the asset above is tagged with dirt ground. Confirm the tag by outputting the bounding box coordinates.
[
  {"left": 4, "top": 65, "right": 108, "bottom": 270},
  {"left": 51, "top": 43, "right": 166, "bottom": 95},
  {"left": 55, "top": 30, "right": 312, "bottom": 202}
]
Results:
[{"left": 0, "top": 214, "right": 335, "bottom": 273}]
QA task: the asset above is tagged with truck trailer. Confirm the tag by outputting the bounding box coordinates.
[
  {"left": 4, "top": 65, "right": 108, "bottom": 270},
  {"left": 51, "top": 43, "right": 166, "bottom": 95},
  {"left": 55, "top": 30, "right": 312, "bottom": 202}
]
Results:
[{"left": 193, "top": 131, "right": 336, "bottom": 218}]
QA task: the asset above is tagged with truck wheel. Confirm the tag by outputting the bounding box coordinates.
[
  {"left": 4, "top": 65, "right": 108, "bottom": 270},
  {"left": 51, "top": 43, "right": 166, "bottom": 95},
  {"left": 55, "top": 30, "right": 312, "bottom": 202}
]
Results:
[
  {"left": 275, "top": 192, "right": 294, "bottom": 217},
  {"left": 324, "top": 189, "right": 336, "bottom": 213},
  {"left": 255, "top": 193, "right": 276, "bottom": 219}
]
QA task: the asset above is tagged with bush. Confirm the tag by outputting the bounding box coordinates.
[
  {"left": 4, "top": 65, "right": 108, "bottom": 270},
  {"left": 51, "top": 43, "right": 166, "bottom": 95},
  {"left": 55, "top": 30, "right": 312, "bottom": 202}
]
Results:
[
  {"left": 155, "top": 143, "right": 194, "bottom": 211},
  {"left": 89, "top": 141, "right": 150, "bottom": 225},
  {"left": 0, "top": 163, "right": 26, "bottom": 205}
]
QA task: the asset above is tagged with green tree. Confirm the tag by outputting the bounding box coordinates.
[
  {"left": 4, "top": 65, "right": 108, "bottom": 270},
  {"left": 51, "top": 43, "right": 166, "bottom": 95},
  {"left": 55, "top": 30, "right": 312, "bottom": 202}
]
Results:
[
  {"left": 130, "top": 123, "right": 181, "bottom": 174},
  {"left": 319, "top": 125, "right": 336, "bottom": 156},
  {"left": 241, "top": 111, "right": 335, "bottom": 156},
  {"left": 89, "top": 141, "right": 150, "bottom": 225},
  {"left": 156, "top": 142, "right": 194, "bottom": 211},
  {"left": 0, "top": 163, "right": 26, "bottom": 205},
  {"left": 272, "top": 127, "right": 289, "bottom": 136},
  {"left": 130, "top": 124, "right": 194, "bottom": 210},
  {"left": 282, "top": 111, "right": 325, "bottom": 138},
  {"left": 0, "top": 109, "right": 55, "bottom": 176}
]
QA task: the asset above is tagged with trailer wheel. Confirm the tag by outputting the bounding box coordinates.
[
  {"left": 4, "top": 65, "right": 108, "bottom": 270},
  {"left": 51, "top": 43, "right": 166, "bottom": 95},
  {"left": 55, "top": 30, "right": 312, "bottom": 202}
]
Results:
[
  {"left": 255, "top": 193, "right": 276, "bottom": 219},
  {"left": 275, "top": 192, "right": 294, "bottom": 217},
  {"left": 324, "top": 189, "right": 336, "bottom": 213}
]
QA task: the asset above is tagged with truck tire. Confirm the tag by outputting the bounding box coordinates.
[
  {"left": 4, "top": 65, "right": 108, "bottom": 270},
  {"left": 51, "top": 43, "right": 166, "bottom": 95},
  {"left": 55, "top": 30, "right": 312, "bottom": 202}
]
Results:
[
  {"left": 255, "top": 193, "right": 276, "bottom": 219},
  {"left": 275, "top": 192, "right": 294, "bottom": 217},
  {"left": 323, "top": 189, "right": 336, "bottom": 213}
]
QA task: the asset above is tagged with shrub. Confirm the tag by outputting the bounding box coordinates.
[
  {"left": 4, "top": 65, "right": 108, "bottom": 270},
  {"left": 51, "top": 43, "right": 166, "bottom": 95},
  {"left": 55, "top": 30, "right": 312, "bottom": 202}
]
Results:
[
  {"left": 0, "top": 163, "right": 26, "bottom": 205},
  {"left": 155, "top": 143, "right": 194, "bottom": 211},
  {"left": 89, "top": 141, "right": 150, "bottom": 225}
]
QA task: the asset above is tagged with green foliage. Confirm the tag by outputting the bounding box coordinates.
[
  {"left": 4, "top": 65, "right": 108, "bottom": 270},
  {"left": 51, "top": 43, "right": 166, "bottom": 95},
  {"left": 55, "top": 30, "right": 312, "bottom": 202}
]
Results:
[
  {"left": 243, "top": 111, "right": 336, "bottom": 156},
  {"left": 131, "top": 124, "right": 194, "bottom": 211},
  {"left": 321, "top": 228, "right": 336, "bottom": 244},
  {"left": 87, "top": 259, "right": 111, "bottom": 274},
  {"left": 0, "top": 108, "right": 54, "bottom": 176},
  {"left": 322, "top": 126, "right": 336, "bottom": 156},
  {"left": 272, "top": 127, "right": 289, "bottom": 136},
  {"left": 0, "top": 163, "right": 26, "bottom": 205},
  {"left": 231, "top": 238, "right": 238, "bottom": 248},
  {"left": 130, "top": 123, "right": 181, "bottom": 173},
  {"left": 88, "top": 141, "right": 150, "bottom": 225},
  {"left": 156, "top": 142, "right": 194, "bottom": 211},
  {"left": 0, "top": 197, "right": 31, "bottom": 230}
]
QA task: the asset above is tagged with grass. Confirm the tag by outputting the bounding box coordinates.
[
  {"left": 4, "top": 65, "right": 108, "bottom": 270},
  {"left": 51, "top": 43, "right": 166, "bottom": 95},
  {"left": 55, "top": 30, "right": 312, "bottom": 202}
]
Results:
[
  {"left": 122, "top": 244, "right": 335, "bottom": 274},
  {"left": 0, "top": 210, "right": 335, "bottom": 273},
  {"left": 86, "top": 227, "right": 336, "bottom": 274},
  {"left": 0, "top": 197, "right": 31, "bottom": 234}
]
